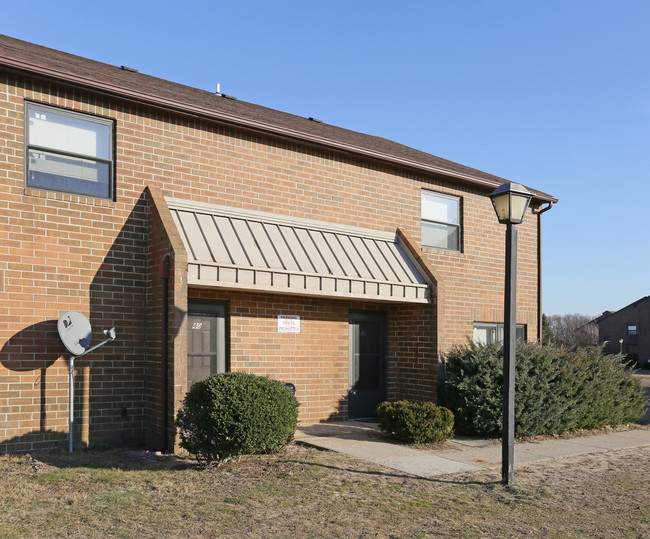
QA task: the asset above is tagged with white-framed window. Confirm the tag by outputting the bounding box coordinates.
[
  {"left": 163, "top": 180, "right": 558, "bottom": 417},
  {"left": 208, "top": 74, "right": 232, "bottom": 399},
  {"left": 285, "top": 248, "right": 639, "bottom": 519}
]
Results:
[
  {"left": 473, "top": 323, "right": 526, "bottom": 345},
  {"left": 26, "top": 102, "right": 114, "bottom": 199},
  {"left": 421, "top": 190, "right": 461, "bottom": 251}
]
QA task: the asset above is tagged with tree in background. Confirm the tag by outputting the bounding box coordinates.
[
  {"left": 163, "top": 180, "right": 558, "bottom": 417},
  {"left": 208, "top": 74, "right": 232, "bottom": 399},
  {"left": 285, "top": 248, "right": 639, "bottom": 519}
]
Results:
[
  {"left": 541, "top": 314, "right": 554, "bottom": 345},
  {"left": 547, "top": 313, "right": 598, "bottom": 349}
]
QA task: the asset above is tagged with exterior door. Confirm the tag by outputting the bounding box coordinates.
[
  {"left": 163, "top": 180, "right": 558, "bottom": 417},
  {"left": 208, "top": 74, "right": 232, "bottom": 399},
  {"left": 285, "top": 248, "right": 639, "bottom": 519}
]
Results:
[
  {"left": 348, "top": 311, "right": 387, "bottom": 419},
  {"left": 187, "top": 302, "right": 226, "bottom": 387}
]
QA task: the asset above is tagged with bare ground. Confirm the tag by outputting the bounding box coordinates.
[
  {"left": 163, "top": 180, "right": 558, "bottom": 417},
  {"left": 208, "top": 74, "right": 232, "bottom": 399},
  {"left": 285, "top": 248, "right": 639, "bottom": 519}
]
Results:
[{"left": 1, "top": 441, "right": 649, "bottom": 538}]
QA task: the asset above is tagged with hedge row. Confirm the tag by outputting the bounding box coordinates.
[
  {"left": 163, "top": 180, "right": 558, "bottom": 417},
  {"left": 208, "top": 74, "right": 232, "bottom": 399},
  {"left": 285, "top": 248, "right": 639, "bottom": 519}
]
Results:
[{"left": 438, "top": 342, "right": 645, "bottom": 437}]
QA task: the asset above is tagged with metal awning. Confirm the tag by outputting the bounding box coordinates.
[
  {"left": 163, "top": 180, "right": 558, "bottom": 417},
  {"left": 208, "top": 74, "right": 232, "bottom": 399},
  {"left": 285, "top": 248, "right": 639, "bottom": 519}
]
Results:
[{"left": 166, "top": 197, "right": 432, "bottom": 303}]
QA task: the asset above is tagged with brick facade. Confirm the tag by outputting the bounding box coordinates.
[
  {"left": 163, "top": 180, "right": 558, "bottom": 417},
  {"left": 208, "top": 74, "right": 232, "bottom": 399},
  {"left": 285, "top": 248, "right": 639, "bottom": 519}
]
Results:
[
  {"left": 0, "top": 39, "right": 551, "bottom": 452},
  {"left": 597, "top": 296, "right": 650, "bottom": 368}
]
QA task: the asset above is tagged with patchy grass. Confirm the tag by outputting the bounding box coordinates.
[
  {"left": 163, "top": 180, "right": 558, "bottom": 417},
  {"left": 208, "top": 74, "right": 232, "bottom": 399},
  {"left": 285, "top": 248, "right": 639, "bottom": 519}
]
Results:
[{"left": 0, "top": 445, "right": 649, "bottom": 537}]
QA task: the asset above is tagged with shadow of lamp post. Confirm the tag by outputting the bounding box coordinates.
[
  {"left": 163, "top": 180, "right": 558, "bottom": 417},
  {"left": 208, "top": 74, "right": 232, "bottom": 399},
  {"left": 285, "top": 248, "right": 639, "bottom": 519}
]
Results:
[{"left": 489, "top": 182, "right": 533, "bottom": 486}]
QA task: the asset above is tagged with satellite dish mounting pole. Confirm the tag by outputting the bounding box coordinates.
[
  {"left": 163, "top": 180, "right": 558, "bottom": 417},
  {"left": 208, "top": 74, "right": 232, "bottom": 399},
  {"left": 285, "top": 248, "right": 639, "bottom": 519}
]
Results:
[{"left": 68, "top": 355, "right": 75, "bottom": 453}]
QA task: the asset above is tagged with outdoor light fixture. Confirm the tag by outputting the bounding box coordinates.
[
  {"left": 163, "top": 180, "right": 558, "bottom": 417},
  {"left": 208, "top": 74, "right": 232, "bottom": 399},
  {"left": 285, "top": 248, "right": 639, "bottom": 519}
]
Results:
[
  {"left": 489, "top": 182, "right": 533, "bottom": 225},
  {"left": 489, "top": 182, "right": 533, "bottom": 486}
]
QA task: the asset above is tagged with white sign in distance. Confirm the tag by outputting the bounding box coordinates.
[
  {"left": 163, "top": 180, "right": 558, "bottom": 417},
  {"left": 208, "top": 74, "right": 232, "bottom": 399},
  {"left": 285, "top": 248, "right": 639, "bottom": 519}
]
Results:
[
  {"left": 57, "top": 311, "right": 93, "bottom": 356},
  {"left": 278, "top": 315, "right": 300, "bottom": 334}
]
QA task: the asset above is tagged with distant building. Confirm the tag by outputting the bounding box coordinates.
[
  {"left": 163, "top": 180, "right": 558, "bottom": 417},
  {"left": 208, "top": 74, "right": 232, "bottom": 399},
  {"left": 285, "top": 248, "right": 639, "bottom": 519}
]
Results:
[{"left": 595, "top": 296, "right": 650, "bottom": 368}]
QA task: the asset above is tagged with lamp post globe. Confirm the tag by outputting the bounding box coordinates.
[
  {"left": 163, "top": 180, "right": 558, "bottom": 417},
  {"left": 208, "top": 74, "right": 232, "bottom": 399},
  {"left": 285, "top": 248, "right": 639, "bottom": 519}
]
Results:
[{"left": 489, "top": 182, "right": 533, "bottom": 225}]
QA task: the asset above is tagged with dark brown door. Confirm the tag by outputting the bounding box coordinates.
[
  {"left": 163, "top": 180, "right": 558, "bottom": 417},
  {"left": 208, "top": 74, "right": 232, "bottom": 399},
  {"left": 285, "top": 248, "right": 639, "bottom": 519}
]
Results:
[{"left": 348, "top": 311, "right": 387, "bottom": 419}]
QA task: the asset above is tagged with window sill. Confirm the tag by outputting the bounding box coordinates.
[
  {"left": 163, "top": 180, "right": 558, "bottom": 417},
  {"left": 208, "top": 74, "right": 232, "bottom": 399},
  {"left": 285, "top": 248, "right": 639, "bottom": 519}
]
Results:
[
  {"left": 24, "top": 187, "right": 115, "bottom": 207},
  {"left": 421, "top": 244, "right": 462, "bottom": 255}
]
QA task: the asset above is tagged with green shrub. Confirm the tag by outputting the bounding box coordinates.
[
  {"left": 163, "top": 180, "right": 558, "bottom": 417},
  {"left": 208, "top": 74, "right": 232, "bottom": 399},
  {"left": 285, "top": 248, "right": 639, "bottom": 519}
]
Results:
[
  {"left": 175, "top": 372, "right": 299, "bottom": 464},
  {"left": 438, "top": 341, "right": 646, "bottom": 437},
  {"left": 376, "top": 400, "right": 454, "bottom": 444}
]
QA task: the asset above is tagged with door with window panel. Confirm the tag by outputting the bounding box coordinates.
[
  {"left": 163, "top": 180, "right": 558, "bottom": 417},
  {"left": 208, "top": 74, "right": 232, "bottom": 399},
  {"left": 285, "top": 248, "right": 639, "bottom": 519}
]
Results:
[
  {"left": 348, "top": 311, "right": 387, "bottom": 419},
  {"left": 187, "top": 302, "right": 226, "bottom": 388}
]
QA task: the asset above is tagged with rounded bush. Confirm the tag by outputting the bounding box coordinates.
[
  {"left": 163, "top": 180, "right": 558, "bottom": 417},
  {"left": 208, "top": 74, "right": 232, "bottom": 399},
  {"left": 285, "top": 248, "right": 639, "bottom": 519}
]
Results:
[
  {"left": 438, "top": 341, "right": 646, "bottom": 437},
  {"left": 376, "top": 400, "right": 454, "bottom": 444},
  {"left": 175, "top": 372, "right": 299, "bottom": 463}
]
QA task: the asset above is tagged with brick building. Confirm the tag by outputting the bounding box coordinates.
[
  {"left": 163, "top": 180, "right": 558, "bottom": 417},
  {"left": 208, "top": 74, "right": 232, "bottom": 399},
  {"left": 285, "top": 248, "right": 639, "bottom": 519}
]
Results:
[
  {"left": 596, "top": 296, "right": 650, "bottom": 368},
  {"left": 0, "top": 35, "right": 556, "bottom": 452}
]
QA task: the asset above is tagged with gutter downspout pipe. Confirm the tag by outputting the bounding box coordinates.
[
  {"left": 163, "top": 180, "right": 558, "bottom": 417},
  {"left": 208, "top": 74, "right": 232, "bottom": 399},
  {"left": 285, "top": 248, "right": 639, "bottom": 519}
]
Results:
[
  {"left": 160, "top": 255, "right": 171, "bottom": 452},
  {"left": 533, "top": 202, "right": 554, "bottom": 343}
]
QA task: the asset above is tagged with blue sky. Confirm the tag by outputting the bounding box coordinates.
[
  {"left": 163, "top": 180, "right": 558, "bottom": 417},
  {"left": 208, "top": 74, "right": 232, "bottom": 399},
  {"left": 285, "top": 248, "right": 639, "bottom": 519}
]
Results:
[{"left": 4, "top": 1, "right": 649, "bottom": 316}]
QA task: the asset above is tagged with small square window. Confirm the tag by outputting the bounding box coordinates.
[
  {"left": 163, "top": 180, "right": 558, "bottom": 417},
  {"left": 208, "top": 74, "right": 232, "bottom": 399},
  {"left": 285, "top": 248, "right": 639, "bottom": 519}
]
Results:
[
  {"left": 26, "top": 103, "right": 114, "bottom": 199},
  {"left": 628, "top": 325, "right": 637, "bottom": 335},
  {"left": 421, "top": 191, "right": 461, "bottom": 251}
]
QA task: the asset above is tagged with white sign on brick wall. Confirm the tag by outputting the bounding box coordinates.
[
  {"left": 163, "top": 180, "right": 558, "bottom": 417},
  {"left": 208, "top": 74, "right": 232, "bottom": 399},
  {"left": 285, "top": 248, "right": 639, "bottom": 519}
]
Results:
[{"left": 278, "top": 314, "right": 300, "bottom": 333}]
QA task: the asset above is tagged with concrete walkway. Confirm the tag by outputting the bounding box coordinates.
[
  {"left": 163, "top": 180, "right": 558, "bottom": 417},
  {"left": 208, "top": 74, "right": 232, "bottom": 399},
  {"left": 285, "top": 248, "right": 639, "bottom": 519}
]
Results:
[{"left": 295, "top": 421, "right": 650, "bottom": 478}]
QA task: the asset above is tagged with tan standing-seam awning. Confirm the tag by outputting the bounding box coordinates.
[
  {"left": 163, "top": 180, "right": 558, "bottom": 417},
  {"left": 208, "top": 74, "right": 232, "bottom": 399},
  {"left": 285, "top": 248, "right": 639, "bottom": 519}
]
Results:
[{"left": 166, "top": 197, "right": 433, "bottom": 303}]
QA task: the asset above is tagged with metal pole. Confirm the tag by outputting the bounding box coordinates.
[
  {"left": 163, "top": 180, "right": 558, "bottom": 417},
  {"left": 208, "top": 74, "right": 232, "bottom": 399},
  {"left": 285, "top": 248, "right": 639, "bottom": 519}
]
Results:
[
  {"left": 161, "top": 260, "right": 170, "bottom": 453},
  {"left": 69, "top": 355, "right": 75, "bottom": 453},
  {"left": 502, "top": 224, "right": 517, "bottom": 485}
]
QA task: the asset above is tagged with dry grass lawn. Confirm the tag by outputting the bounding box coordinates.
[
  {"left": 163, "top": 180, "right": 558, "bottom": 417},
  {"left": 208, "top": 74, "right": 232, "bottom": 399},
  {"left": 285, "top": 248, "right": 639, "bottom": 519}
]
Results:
[{"left": 1, "top": 443, "right": 649, "bottom": 538}]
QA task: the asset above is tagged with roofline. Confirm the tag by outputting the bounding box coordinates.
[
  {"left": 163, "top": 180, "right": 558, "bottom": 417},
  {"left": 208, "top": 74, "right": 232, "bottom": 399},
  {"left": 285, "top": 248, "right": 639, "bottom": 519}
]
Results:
[
  {"left": 593, "top": 296, "right": 650, "bottom": 326},
  {"left": 0, "top": 53, "right": 557, "bottom": 203}
]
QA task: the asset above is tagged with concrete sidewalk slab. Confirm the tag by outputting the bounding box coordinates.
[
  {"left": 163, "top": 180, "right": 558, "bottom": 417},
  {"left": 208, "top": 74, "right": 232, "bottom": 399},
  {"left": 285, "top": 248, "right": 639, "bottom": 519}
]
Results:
[
  {"left": 298, "top": 436, "right": 420, "bottom": 461},
  {"left": 516, "top": 440, "right": 610, "bottom": 460},
  {"left": 298, "top": 436, "right": 484, "bottom": 476},
  {"left": 562, "top": 434, "right": 643, "bottom": 450},
  {"left": 615, "top": 428, "right": 650, "bottom": 439},
  {"left": 452, "top": 436, "right": 494, "bottom": 447},
  {"left": 434, "top": 445, "right": 503, "bottom": 469},
  {"left": 375, "top": 455, "right": 483, "bottom": 476},
  {"left": 588, "top": 428, "right": 650, "bottom": 441},
  {"left": 296, "top": 421, "right": 650, "bottom": 479},
  {"left": 296, "top": 421, "right": 383, "bottom": 439}
]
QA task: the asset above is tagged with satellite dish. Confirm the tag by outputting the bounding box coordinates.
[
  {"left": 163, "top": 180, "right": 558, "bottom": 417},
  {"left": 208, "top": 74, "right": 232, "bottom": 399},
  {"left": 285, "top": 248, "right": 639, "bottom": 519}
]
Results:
[
  {"left": 56, "top": 311, "right": 117, "bottom": 454},
  {"left": 57, "top": 311, "right": 92, "bottom": 356}
]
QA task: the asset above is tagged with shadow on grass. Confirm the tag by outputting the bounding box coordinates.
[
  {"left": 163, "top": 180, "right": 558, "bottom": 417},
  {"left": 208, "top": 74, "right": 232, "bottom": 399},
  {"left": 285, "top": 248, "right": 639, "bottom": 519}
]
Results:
[
  {"left": 22, "top": 448, "right": 200, "bottom": 472},
  {"left": 286, "top": 459, "right": 500, "bottom": 487}
]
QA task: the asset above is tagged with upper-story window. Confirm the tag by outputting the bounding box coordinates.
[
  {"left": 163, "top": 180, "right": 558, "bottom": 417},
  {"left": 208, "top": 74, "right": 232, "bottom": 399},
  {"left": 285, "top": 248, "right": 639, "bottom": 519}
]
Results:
[
  {"left": 421, "top": 190, "right": 461, "bottom": 251},
  {"left": 26, "top": 103, "right": 114, "bottom": 199},
  {"left": 628, "top": 325, "right": 637, "bottom": 335}
]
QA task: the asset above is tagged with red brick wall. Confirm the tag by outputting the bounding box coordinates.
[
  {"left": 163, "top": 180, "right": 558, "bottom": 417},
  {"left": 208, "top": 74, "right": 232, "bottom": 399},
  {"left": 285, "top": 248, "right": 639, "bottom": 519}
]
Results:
[
  {"left": 1, "top": 75, "right": 150, "bottom": 450},
  {"left": 0, "top": 71, "right": 540, "bottom": 451},
  {"left": 392, "top": 302, "right": 439, "bottom": 403}
]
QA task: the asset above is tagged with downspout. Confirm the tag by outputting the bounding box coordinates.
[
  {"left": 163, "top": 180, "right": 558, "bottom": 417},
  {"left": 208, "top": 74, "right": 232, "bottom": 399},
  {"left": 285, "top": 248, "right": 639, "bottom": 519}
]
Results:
[
  {"left": 160, "top": 255, "right": 171, "bottom": 452},
  {"left": 533, "top": 202, "right": 554, "bottom": 343}
]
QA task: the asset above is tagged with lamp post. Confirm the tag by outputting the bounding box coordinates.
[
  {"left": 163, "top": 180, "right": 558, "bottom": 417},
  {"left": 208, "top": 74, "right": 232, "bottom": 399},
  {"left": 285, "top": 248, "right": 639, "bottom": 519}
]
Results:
[
  {"left": 489, "top": 182, "right": 533, "bottom": 486},
  {"left": 619, "top": 338, "right": 624, "bottom": 354}
]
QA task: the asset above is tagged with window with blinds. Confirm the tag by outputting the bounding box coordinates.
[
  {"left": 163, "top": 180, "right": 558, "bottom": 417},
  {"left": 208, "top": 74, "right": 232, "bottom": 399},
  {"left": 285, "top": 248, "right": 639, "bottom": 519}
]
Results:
[{"left": 26, "top": 102, "right": 114, "bottom": 199}]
